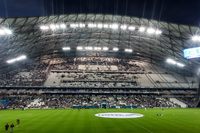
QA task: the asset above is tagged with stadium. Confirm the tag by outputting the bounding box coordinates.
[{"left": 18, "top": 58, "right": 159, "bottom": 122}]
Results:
[{"left": 0, "top": 1, "right": 200, "bottom": 133}]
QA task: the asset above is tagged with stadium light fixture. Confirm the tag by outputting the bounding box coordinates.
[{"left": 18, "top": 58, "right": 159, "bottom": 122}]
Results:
[
  {"left": 97, "top": 23, "right": 103, "bottom": 29},
  {"left": 125, "top": 49, "right": 133, "bottom": 53},
  {"left": 55, "top": 24, "right": 60, "bottom": 29},
  {"left": 176, "top": 62, "right": 185, "bottom": 68},
  {"left": 166, "top": 58, "right": 176, "bottom": 65},
  {"left": 139, "top": 26, "right": 146, "bottom": 32},
  {"left": 94, "top": 47, "right": 102, "bottom": 51},
  {"left": 60, "top": 23, "right": 66, "bottom": 29},
  {"left": 0, "top": 28, "right": 12, "bottom": 35},
  {"left": 7, "top": 59, "right": 16, "bottom": 64},
  {"left": 85, "top": 46, "right": 93, "bottom": 51},
  {"left": 7, "top": 55, "right": 27, "bottom": 64},
  {"left": 103, "top": 24, "right": 109, "bottom": 28},
  {"left": 4, "top": 28, "right": 12, "bottom": 35},
  {"left": 40, "top": 25, "right": 49, "bottom": 31},
  {"left": 70, "top": 23, "right": 79, "bottom": 28},
  {"left": 166, "top": 58, "right": 185, "bottom": 68},
  {"left": 155, "top": 29, "right": 162, "bottom": 35},
  {"left": 120, "top": 25, "right": 127, "bottom": 30},
  {"left": 102, "top": 47, "right": 109, "bottom": 51},
  {"left": 88, "top": 23, "right": 97, "bottom": 28},
  {"left": 16, "top": 55, "right": 27, "bottom": 61},
  {"left": 0, "top": 29, "right": 6, "bottom": 35},
  {"left": 147, "top": 28, "right": 156, "bottom": 34},
  {"left": 77, "top": 46, "right": 83, "bottom": 50},
  {"left": 62, "top": 47, "right": 71, "bottom": 51},
  {"left": 110, "top": 23, "right": 119, "bottom": 30},
  {"left": 49, "top": 24, "right": 57, "bottom": 30},
  {"left": 79, "top": 23, "right": 85, "bottom": 28},
  {"left": 192, "top": 35, "right": 200, "bottom": 42},
  {"left": 113, "top": 47, "right": 119, "bottom": 52},
  {"left": 128, "top": 26, "right": 136, "bottom": 31},
  {"left": 39, "top": 23, "right": 164, "bottom": 36}
]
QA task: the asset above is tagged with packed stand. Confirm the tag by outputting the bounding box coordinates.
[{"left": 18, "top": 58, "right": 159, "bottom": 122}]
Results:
[
  {"left": 178, "top": 97, "right": 199, "bottom": 108},
  {"left": 0, "top": 94, "right": 180, "bottom": 109},
  {"left": 0, "top": 62, "right": 48, "bottom": 86},
  {"left": 50, "top": 57, "right": 145, "bottom": 72}
]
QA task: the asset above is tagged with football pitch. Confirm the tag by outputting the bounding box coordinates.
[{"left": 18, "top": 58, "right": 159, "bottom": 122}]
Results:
[{"left": 0, "top": 108, "right": 200, "bottom": 133}]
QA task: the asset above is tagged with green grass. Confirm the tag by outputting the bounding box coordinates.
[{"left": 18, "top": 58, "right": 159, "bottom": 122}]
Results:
[{"left": 0, "top": 108, "right": 200, "bottom": 133}]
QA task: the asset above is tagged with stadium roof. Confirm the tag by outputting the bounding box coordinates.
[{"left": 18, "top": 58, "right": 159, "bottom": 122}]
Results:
[{"left": 0, "top": 14, "right": 199, "bottom": 71}]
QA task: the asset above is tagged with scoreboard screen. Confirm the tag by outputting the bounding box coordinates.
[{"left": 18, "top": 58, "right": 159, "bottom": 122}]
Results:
[{"left": 183, "top": 47, "right": 200, "bottom": 59}]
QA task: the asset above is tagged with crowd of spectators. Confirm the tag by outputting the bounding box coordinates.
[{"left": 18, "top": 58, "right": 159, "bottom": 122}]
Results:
[
  {"left": 61, "top": 72, "right": 135, "bottom": 81},
  {"left": 0, "top": 62, "right": 48, "bottom": 86},
  {"left": 50, "top": 58, "right": 77, "bottom": 70},
  {"left": 50, "top": 57, "right": 144, "bottom": 72},
  {"left": 0, "top": 56, "right": 197, "bottom": 110},
  {"left": 0, "top": 88, "right": 196, "bottom": 96},
  {"left": 46, "top": 72, "right": 138, "bottom": 88},
  {"left": 59, "top": 81, "right": 138, "bottom": 88},
  {"left": 178, "top": 97, "right": 199, "bottom": 108},
  {"left": 0, "top": 57, "right": 145, "bottom": 87},
  {"left": 0, "top": 56, "right": 196, "bottom": 90},
  {"left": 46, "top": 57, "right": 145, "bottom": 88},
  {"left": 75, "top": 57, "right": 120, "bottom": 65},
  {"left": 0, "top": 94, "right": 180, "bottom": 109},
  {"left": 118, "top": 60, "right": 145, "bottom": 73}
]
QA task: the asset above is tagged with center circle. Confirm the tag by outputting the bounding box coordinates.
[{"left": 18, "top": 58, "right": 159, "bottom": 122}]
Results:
[{"left": 95, "top": 112, "right": 144, "bottom": 119}]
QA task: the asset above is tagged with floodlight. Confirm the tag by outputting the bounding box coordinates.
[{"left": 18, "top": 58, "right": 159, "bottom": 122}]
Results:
[
  {"left": 77, "top": 46, "right": 83, "bottom": 50},
  {"left": 155, "top": 29, "right": 162, "bottom": 35},
  {"left": 40, "top": 25, "right": 49, "bottom": 31},
  {"left": 176, "top": 62, "right": 185, "bottom": 67},
  {"left": 16, "top": 55, "right": 27, "bottom": 61},
  {"left": 60, "top": 23, "right": 66, "bottom": 29},
  {"left": 70, "top": 23, "right": 78, "bottom": 28},
  {"left": 4, "top": 28, "right": 12, "bottom": 35},
  {"left": 192, "top": 35, "right": 200, "bottom": 42},
  {"left": 62, "top": 47, "right": 71, "bottom": 51},
  {"left": 85, "top": 46, "right": 93, "bottom": 51},
  {"left": 97, "top": 23, "right": 103, "bottom": 29},
  {"left": 166, "top": 58, "right": 176, "bottom": 65},
  {"left": 88, "top": 23, "right": 96, "bottom": 28},
  {"left": 79, "top": 23, "right": 85, "bottom": 28},
  {"left": 120, "top": 25, "right": 127, "bottom": 30},
  {"left": 103, "top": 24, "right": 109, "bottom": 28},
  {"left": 0, "top": 29, "right": 6, "bottom": 35},
  {"left": 125, "top": 49, "right": 133, "bottom": 53},
  {"left": 110, "top": 23, "right": 119, "bottom": 30},
  {"left": 7, "top": 59, "right": 16, "bottom": 64},
  {"left": 139, "top": 26, "right": 146, "bottom": 32},
  {"left": 113, "top": 47, "right": 119, "bottom": 52},
  {"left": 102, "top": 47, "right": 109, "bottom": 51},
  {"left": 49, "top": 24, "right": 56, "bottom": 30},
  {"left": 7, "top": 55, "right": 27, "bottom": 64},
  {"left": 166, "top": 58, "right": 185, "bottom": 68},
  {"left": 94, "top": 47, "right": 102, "bottom": 51},
  {"left": 147, "top": 28, "right": 156, "bottom": 34},
  {"left": 128, "top": 26, "right": 136, "bottom": 31},
  {"left": 55, "top": 24, "right": 60, "bottom": 29}
]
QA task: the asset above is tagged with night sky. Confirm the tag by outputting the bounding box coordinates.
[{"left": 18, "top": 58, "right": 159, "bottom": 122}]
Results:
[{"left": 0, "top": 0, "right": 200, "bottom": 26}]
